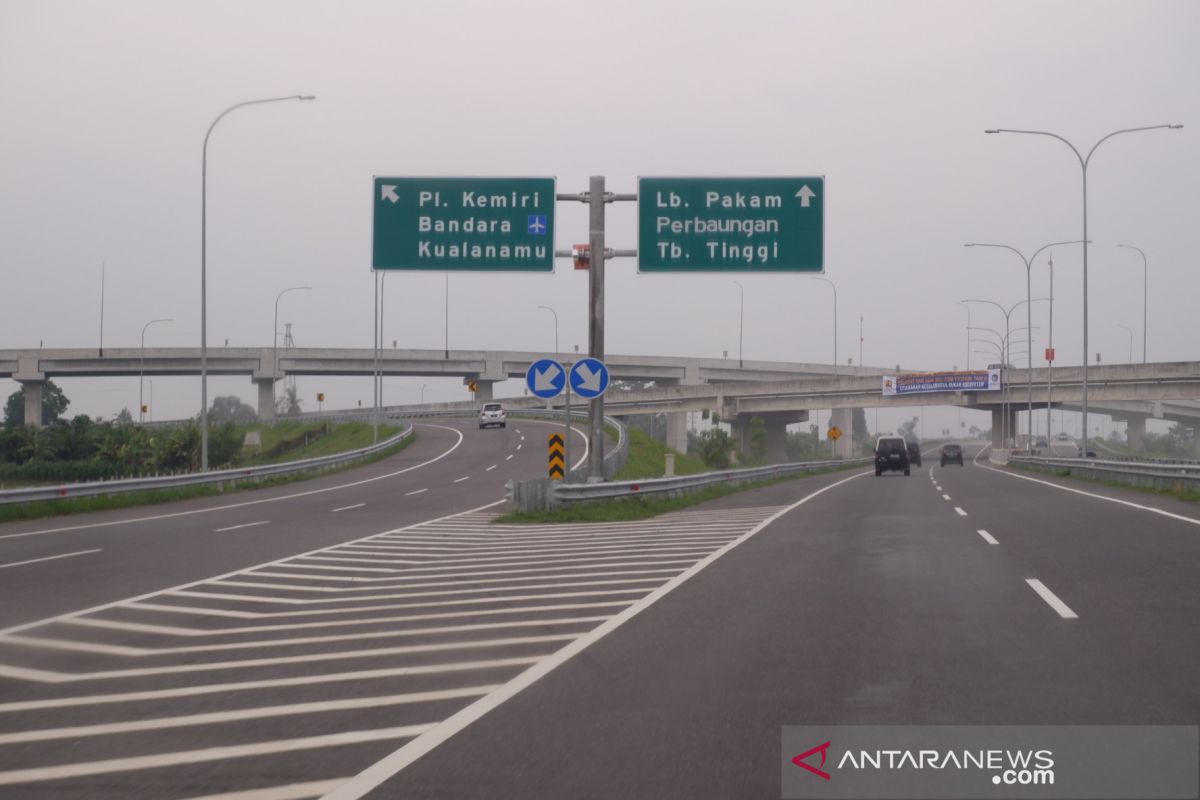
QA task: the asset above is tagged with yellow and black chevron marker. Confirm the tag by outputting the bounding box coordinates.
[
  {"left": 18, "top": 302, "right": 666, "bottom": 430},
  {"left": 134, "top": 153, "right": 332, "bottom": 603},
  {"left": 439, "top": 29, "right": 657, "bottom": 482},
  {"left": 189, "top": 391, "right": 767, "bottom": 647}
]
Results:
[{"left": 548, "top": 433, "right": 565, "bottom": 480}]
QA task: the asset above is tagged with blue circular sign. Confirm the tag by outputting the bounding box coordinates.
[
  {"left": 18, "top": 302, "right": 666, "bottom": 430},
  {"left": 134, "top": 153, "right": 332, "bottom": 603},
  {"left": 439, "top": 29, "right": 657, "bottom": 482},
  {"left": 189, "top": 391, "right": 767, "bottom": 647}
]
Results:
[
  {"left": 569, "top": 358, "right": 610, "bottom": 399},
  {"left": 526, "top": 358, "right": 566, "bottom": 399}
]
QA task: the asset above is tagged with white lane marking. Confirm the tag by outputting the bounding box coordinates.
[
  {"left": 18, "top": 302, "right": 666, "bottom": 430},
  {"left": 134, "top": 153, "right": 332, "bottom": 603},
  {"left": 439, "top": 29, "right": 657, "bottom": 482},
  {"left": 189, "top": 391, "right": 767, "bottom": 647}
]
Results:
[
  {"left": 453, "top": 476, "right": 470, "bottom": 483},
  {"left": 214, "top": 521, "right": 270, "bottom": 533},
  {"left": 485, "top": 464, "right": 497, "bottom": 471},
  {"left": 1026, "top": 578, "right": 1079, "bottom": 619},
  {"left": 0, "top": 657, "right": 541, "bottom": 713},
  {"left": 977, "top": 529, "right": 999, "bottom": 545},
  {"left": 0, "top": 497, "right": 508, "bottom": 638},
  {"left": 331, "top": 503, "right": 365, "bottom": 513},
  {"left": 941, "top": 494, "right": 951, "bottom": 501},
  {"left": 179, "top": 779, "right": 348, "bottom": 800},
  {"left": 0, "top": 424, "right": 465, "bottom": 542},
  {"left": 979, "top": 460, "right": 1200, "bottom": 529},
  {"left": 514, "top": 429, "right": 520, "bottom": 435},
  {"left": 0, "top": 686, "right": 498, "bottom": 745},
  {"left": 505, "top": 455, "right": 514, "bottom": 461},
  {"left": 5, "top": 616, "right": 609, "bottom": 659},
  {"left": 0, "top": 549, "right": 101, "bottom": 570},
  {"left": 516, "top": 443, "right": 522, "bottom": 451},
  {"left": 0, "top": 725, "right": 434, "bottom": 787},
  {"left": 404, "top": 489, "right": 428, "bottom": 496},
  {"left": 954, "top": 507, "right": 967, "bottom": 517},
  {"left": 323, "top": 469, "right": 871, "bottom": 800},
  {"left": 973, "top": 443, "right": 991, "bottom": 465},
  {"left": 0, "top": 634, "right": 577, "bottom": 683}
]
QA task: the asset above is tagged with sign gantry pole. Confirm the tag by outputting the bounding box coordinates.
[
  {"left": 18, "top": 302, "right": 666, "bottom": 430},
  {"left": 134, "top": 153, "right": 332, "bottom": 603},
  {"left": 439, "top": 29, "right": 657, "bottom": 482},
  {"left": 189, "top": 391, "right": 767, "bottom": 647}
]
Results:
[{"left": 588, "top": 176, "right": 606, "bottom": 480}]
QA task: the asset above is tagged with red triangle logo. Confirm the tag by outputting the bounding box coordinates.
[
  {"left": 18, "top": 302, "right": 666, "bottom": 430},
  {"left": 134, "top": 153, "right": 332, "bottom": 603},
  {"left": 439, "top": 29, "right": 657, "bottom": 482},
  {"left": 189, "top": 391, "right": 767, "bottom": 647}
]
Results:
[{"left": 791, "top": 741, "right": 832, "bottom": 780}]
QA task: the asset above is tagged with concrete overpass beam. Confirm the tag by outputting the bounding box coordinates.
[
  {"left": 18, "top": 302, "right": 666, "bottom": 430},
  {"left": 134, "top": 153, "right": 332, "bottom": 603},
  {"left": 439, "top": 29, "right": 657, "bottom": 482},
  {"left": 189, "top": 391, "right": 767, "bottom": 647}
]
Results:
[
  {"left": 665, "top": 412, "right": 689, "bottom": 455},
  {"left": 21, "top": 381, "right": 44, "bottom": 428},
  {"left": 254, "top": 379, "right": 276, "bottom": 421},
  {"left": 831, "top": 407, "right": 854, "bottom": 459}
]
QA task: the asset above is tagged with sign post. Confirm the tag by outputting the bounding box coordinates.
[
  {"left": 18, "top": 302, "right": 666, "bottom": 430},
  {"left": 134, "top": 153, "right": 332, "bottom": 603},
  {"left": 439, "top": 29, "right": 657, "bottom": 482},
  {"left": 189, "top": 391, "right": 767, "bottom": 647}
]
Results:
[{"left": 637, "top": 177, "right": 824, "bottom": 272}]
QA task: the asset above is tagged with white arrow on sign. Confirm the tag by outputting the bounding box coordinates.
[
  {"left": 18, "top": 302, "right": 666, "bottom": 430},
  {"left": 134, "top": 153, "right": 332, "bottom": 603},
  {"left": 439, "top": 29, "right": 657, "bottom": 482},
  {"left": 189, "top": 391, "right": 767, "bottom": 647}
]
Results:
[
  {"left": 381, "top": 185, "right": 399, "bottom": 204},
  {"left": 534, "top": 363, "right": 562, "bottom": 392},
  {"left": 574, "top": 362, "right": 602, "bottom": 392},
  {"left": 795, "top": 185, "right": 815, "bottom": 208}
]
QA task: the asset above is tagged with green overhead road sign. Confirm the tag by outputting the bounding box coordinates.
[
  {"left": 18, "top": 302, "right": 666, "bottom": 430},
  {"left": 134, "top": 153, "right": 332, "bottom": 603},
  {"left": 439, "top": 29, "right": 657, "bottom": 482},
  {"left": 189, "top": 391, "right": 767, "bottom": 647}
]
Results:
[
  {"left": 373, "top": 177, "right": 556, "bottom": 271},
  {"left": 637, "top": 176, "right": 824, "bottom": 272}
]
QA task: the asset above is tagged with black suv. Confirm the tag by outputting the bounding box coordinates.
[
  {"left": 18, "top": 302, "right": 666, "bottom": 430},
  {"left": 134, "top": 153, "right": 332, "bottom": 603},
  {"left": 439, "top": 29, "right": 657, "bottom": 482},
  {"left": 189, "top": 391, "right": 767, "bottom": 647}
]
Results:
[
  {"left": 940, "top": 443, "right": 964, "bottom": 466},
  {"left": 906, "top": 440, "right": 922, "bottom": 467},
  {"left": 875, "top": 436, "right": 911, "bottom": 476}
]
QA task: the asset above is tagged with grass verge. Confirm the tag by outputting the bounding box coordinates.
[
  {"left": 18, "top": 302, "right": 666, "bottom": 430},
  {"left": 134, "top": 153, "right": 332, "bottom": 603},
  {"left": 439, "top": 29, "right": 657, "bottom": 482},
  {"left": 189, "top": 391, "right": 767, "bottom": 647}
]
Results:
[
  {"left": 1010, "top": 462, "right": 1200, "bottom": 505},
  {"left": 0, "top": 427, "right": 413, "bottom": 524},
  {"left": 614, "top": 428, "right": 708, "bottom": 481},
  {"left": 495, "top": 461, "right": 865, "bottom": 524}
]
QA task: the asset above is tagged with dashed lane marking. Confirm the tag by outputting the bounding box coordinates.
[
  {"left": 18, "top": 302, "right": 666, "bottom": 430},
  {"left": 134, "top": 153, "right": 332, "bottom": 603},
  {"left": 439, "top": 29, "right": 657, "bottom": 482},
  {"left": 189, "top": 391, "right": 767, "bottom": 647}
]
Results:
[
  {"left": 214, "top": 521, "right": 271, "bottom": 533},
  {"left": 331, "top": 504, "right": 366, "bottom": 513},
  {"left": 954, "top": 507, "right": 967, "bottom": 516},
  {"left": 977, "top": 529, "right": 999, "bottom": 545},
  {"left": 0, "top": 549, "right": 101, "bottom": 570},
  {"left": 1026, "top": 578, "right": 1079, "bottom": 619}
]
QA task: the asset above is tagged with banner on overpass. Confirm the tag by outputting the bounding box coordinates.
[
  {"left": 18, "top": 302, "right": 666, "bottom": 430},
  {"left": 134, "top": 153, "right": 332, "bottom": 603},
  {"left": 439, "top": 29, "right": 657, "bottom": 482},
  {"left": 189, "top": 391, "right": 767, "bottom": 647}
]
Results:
[{"left": 882, "top": 369, "right": 1001, "bottom": 396}]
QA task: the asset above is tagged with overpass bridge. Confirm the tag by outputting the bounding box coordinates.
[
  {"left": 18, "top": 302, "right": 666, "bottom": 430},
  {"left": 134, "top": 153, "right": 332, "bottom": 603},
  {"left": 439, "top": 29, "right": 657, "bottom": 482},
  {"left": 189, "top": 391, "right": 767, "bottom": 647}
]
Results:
[{"left": 5, "top": 348, "right": 1197, "bottom": 461}]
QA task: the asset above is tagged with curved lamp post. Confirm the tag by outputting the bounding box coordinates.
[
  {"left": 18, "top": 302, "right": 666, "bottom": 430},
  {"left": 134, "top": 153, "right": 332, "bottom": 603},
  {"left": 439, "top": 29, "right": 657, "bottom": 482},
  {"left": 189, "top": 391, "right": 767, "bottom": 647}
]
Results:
[
  {"left": 537, "top": 305, "right": 559, "bottom": 354},
  {"left": 139, "top": 318, "right": 173, "bottom": 424},
  {"left": 984, "top": 123, "right": 1182, "bottom": 455},
  {"left": 1116, "top": 243, "right": 1148, "bottom": 363},
  {"left": 273, "top": 285, "right": 311, "bottom": 413},
  {"left": 201, "top": 94, "right": 315, "bottom": 470},
  {"left": 811, "top": 276, "right": 838, "bottom": 375}
]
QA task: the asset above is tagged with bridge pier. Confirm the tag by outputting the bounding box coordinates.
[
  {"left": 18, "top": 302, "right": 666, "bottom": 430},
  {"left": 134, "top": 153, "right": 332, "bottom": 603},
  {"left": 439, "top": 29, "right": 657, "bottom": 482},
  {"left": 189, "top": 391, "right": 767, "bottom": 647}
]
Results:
[
  {"left": 665, "top": 411, "right": 688, "bottom": 455},
  {"left": 831, "top": 407, "right": 854, "bottom": 459},
  {"left": 732, "top": 411, "right": 806, "bottom": 464},
  {"left": 468, "top": 379, "right": 495, "bottom": 402},
  {"left": 254, "top": 378, "right": 276, "bottom": 421},
  {"left": 20, "top": 381, "right": 44, "bottom": 428},
  {"left": 1118, "top": 414, "right": 1147, "bottom": 451},
  {"left": 991, "top": 406, "right": 1016, "bottom": 451}
]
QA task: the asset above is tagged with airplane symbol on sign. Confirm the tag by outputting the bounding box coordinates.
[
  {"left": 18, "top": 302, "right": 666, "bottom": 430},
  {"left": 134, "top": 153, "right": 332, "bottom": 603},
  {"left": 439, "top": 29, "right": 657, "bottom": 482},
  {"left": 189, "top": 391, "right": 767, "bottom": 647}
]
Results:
[{"left": 527, "top": 215, "right": 548, "bottom": 235}]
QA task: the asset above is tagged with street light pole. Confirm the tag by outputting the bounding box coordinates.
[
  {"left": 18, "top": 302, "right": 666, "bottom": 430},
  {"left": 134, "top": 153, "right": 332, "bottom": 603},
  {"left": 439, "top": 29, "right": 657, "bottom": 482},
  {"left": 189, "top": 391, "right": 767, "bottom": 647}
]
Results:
[
  {"left": 733, "top": 281, "right": 744, "bottom": 368},
  {"left": 537, "top": 305, "right": 559, "bottom": 354},
  {"left": 965, "top": 240, "right": 1086, "bottom": 447},
  {"left": 201, "top": 94, "right": 314, "bottom": 471},
  {"left": 956, "top": 301, "right": 971, "bottom": 370},
  {"left": 139, "top": 318, "right": 173, "bottom": 424},
  {"left": 984, "top": 123, "right": 1181, "bottom": 459},
  {"left": 1116, "top": 244, "right": 1148, "bottom": 363},
  {"left": 963, "top": 298, "right": 1048, "bottom": 448},
  {"left": 858, "top": 314, "right": 864, "bottom": 368},
  {"left": 1117, "top": 324, "right": 1134, "bottom": 364},
  {"left": 273, "top": 286, "right": 311, "bottom": 414},
  {"left": 811, "top": 277, "right": 838, "bottom": 375}
]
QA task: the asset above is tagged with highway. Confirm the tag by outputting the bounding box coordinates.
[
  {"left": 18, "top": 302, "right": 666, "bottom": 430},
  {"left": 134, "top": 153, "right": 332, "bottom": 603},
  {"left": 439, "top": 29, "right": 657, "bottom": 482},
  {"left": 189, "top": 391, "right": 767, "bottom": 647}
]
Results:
[{"left": 0, "top": 440, "right": 1196, "bottom": 798}]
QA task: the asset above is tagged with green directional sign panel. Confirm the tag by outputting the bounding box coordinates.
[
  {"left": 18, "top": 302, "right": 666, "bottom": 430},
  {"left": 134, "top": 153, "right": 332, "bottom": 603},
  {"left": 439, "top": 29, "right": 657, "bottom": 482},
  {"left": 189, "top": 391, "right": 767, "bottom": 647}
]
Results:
[
  {"left": 637, "top": 176, "right": 824, "bottom": 272},
  {"left": 373, "top": 177, "right": 556, "bottom": 271}
]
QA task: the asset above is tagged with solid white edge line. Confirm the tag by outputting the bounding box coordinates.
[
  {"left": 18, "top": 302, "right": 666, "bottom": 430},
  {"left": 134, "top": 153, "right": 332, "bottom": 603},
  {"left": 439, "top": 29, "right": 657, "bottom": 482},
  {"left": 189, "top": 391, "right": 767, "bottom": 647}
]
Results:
[
  {"left": 978, "top": 458, "right": 1200, "bottom": 529},
  {"left": 0, "top": 549, "right": 101, "bottom": 570},
  {"left": 977, "top": 529, "right": 999, "bottom": 545},
  {"left": 331, "top": 504, "right": 366, "bottom": 513},
  {"left": 214, "top": 521, "right": 271, "bottom": 533},
  {"left": 0, "top": 497, "right": 508, "bottom": 637},
  {"left": 0, "top": 424, "right": 466, "bottom": 542},
  {"left": 954, "top": 506, "right": 967, "bottom": 517},
  {"left": 1026, "top": 578, "right": 1079, "bottom": 619},
  {"left": 178, "top": 779, "right": 349, "bottom": 800},
  {"left": 320, "top": 469, "right": 871, "bottom": 800}
]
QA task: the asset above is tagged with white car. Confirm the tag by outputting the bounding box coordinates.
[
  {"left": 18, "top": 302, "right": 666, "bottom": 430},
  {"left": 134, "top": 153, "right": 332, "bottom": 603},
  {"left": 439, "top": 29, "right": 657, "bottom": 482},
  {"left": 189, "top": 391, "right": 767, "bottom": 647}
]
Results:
[{"left": 478, "top": 402, "right": 507, "bottom": 429}]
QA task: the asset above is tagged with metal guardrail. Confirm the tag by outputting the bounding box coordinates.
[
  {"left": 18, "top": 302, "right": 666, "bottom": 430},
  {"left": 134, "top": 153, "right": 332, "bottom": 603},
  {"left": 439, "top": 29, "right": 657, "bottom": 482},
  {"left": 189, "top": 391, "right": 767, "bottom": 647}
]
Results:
[
  {"left": 0, "top": 425, "right": 414, "bottom": 506},
  {"left": 1010, "top": 455, "right": 1200, "bottom": 491},
  {"left": 509, "top": 456, "right": 869, "bottom": 511}
]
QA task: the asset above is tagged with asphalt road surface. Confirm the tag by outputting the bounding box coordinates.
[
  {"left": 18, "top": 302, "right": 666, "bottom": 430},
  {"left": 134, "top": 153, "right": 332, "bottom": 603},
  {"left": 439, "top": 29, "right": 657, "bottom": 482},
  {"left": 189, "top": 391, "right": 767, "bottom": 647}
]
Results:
[{"left": 0, "top": 440, "right": 1196, "bottom": 799}]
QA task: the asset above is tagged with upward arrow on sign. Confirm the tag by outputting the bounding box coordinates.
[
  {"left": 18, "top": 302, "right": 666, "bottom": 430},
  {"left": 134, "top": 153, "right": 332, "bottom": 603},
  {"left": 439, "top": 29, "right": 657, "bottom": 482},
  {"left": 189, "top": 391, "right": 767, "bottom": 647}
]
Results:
[{"left": 795, "top": 185, "right": 815, "bottom": 208}]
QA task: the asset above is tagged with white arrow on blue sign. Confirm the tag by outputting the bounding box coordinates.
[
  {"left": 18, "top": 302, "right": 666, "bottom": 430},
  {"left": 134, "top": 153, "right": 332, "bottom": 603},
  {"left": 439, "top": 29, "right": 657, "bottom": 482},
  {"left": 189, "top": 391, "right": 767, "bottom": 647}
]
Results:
[
  {"left": 525, "top": 358, "right": 566, "bottom": 399},
  {"left": 569, "top": 358, "right": 610, "bottom": 399}
]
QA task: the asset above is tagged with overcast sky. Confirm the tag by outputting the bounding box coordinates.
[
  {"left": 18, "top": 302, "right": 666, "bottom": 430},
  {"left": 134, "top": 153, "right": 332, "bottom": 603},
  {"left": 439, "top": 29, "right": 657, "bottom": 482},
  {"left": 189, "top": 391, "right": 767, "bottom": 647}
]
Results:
[{"left": 1, "top": 0, "right": 1195, "bottom": 437}]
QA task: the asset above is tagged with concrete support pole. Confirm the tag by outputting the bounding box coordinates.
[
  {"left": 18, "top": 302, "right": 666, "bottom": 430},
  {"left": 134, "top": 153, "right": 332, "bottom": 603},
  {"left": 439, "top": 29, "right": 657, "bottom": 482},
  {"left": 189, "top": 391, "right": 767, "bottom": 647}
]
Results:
[
  {"left": 664, "top": 411, "right": 689, "bottom": 455},
  {"left": 254, "top": 379, "right": 276, "bottom": 421},
  {"left": 1194, "top": 426, "right": 1200, "bottom": 460},
  {"left": 1124, "top": 415, "right": 1147, "bottom": 451},
  {"left": 762, "top": 414, "right": 790, "bottom": 464},
  {"left": 991, "top": 406, "right": 1005, "bottom": 451},
  {"left": 831, "top": 407, "right": 854, "bottom": 459},
  {"left": 471, "top": 381, "right": 495, "bottom": 402},
  {"left": 21, "top": 381, "right": 45, "bottom": 428}
]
